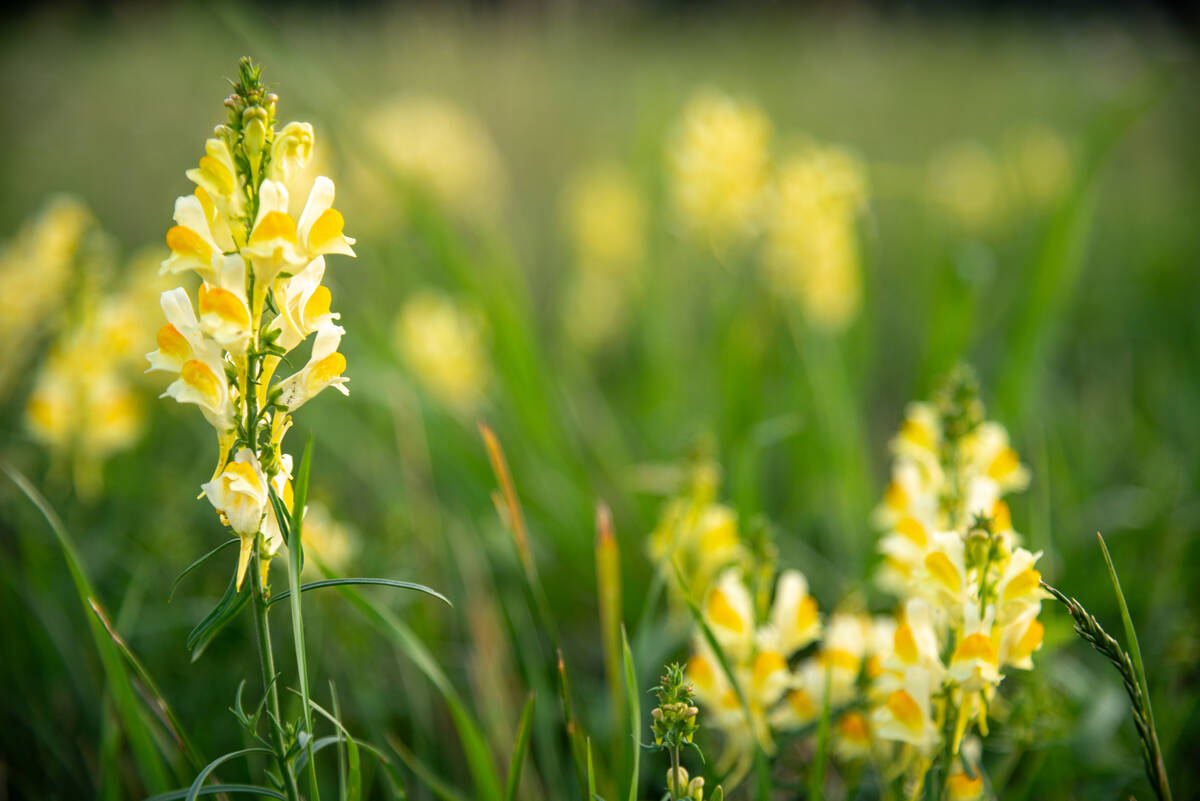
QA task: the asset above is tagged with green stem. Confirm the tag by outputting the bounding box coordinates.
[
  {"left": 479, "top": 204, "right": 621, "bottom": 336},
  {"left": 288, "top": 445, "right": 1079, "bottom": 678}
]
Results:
[{"left": 251, "top": 553, "right": 301, "bottom": 801}]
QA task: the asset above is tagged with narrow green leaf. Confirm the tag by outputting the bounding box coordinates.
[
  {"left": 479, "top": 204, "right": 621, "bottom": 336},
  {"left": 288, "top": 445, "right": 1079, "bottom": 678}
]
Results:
[
  {"left": 87, "top": 599, "right": 206, "bottom": 773},
  {"left": 169, "top": 539, "right": 239, "bottom": 602},
  {"left": 265, "top": 578, "right": 451, "bottom": 609},
  {"left": 505, "top": 693, "right": 536, "bottom": 801},
  {"left": 184, "top": 747, "right": 274, "bottom": 801},
  {"left": 808, "top": 666, "right": 833, "bottom": 801},
  {"left": 282, "top": 434, "right": 319, "bottom": 801},
  {"left": 2, "top": 462, "right": 171, "bottom": 794},
  {"left": 586, "top": 738, "right": 596, "bottom": 801},
  {"left": 1097, "top": 534, "right": 1152, "bottom": 723},
  {"left": 335, "top": 583, "right": 501, "bottom": 801},
  {"left": 621, "top": 625, "right": 640, "bottom": 801},
  {"left": 186, "top": 571, "right": 250, "bottom": 661},
  {"left": 671, "top": 561, "right": 771, "bottom": 755},
  {"left": 1097, "top": 533, "right": 1171, "bottom": 800},
  {"left": 146, "top": 785, "right": 286, "bottom": 800},
  {"left": 304, "top": 696, "right": 361, "bottom": 801}
]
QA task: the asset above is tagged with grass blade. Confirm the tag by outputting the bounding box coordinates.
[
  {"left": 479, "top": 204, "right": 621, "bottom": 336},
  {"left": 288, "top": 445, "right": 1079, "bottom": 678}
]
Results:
[
  {"left": 265, "top": 578, "right": 451, "bottom": 609},
  {"left": 505, "top": 692, "right": 536, "bottom": 801},
  {"left": 168, "top": 538, "right": 239, "bottom": 602},
  {"left": 595, "top": 504, "right": 624, "bottom": 737},
  {"left": 2, "top": 461, "right": 171, "bottom": 794},
  {"left": 146, "top": 785, "right": 286, "bottom": 800},
  {"left": 305, "top": 696, "right": 362, "bottom": 801},
  {"left": 1042, "top": 578, "right": 1172, "bottom": 801},
  {"left": 186, "top": 572, "right": 250, "bottom": 661},
  {"left": 87, "top": 599, "right": 206, "bottom": 773},
  {"left": 808, "top": 666, "right": 833, "bottom": 801},
  {"left": 1095, "top": 534, "right": 1172, "bottom": 801},
  {"left": 283, "top": 434, "right": 319, "bottom": 801},
  {"left": 621, "top": 625, "right": 640, "bottom": 801},
  {"left": 184, "top": 748, "right": 274, "bottom": 801},
  {"left": 332, "top": 581, "right": 502, "bottom": 801}
]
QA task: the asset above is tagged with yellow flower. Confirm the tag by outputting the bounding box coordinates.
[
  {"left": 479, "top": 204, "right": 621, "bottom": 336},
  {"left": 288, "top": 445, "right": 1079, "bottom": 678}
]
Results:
[
  {"left": 872, "top": 666, "right": 939, "bottom": 751},
  {"left": 201, "top": 448, "right": 269, "bottom": 589},
  {"left": 703, "top": 568, "right": 756, "bottom": 659},
  {"left": 298, "top": 501, "right": 358, "bottom": 578},
  {"left": 366, "top": 95, "right": 507, "bottom": 223},
  {"left": 186, "top": 137, "right": 245, "bottom": 222},
  {"left": 667, "top": 90, "right": 771, "bottom": 249},
  {"left": 268, "top": 121, "right": 315, "bottom": 186},
  {"left": 768, "top": 569, "right": 822, "bottom": 655},
  {"left": 394, "top": 290, "right": 490, "bottom": 414},
  {"left": 0, "top": 197, "right": 93, "bottom": 396},
  {"left": 273, "top": 322, "right": 349, "bottom": 411},
  {"left": 1010, "top": 125, "right": 1072, "bottom": 208},
  {"left": 763, "top": 144, "right": 868, "bottom": 332},
  {"left": 926, "top": 141, "right": 1006, "bottom": 232},
  {"left": 297, "top": 176, "right": 356, "bottom": 259},
  {"left": 270, "top": 256, "right": 339, "bottom": 352},
  {"left": 563, "top": 161, "right": 646, "bottom": 276}
]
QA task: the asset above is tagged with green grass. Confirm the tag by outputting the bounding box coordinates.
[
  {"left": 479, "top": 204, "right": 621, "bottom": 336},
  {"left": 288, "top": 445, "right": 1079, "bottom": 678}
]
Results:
[{"left": 0, "top": 5, "right": 1198, "bottom": 800}]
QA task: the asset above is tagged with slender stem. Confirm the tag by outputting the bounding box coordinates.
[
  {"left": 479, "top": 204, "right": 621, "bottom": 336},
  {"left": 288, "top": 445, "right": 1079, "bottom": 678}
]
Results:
[
  {"left": 669, "top": 744, "right": 680, "bottom": 801},
  {"left": 251, "top": 552, "right": 301, "bottom": 801}
]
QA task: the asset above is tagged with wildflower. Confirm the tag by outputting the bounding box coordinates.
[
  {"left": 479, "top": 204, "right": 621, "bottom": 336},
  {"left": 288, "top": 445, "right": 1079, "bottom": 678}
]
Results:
[
  {"left": 202, "top": 448, "right": 269, "bottom": 589},
  {"left": 365, "top": 95, "right": 507, "bottom": 224},
  {"left": 561, "top": 161, "right": 646, "bottom": 348},
  {"left": 0, "top": 198, "right": 94, "bottom": 396},
  {"left": 926, "top": 141, "right": 1007, "bottom": 232},
  {"left": 647, "top": 460, "right": 750, "bottom": 607},
  {"left": 299, "top": 501, "right": 359, "bottom": 578},
  {"left": 763, "top": 144, "right": 868, "bottom": 332},
  {"left": 667, "top": 90, "right": 771, "bottom": 249},
  {"left": 150, "top": 58, "right": 355, "bottom": 585},
  {"left": 864, "top": 367, "right": 1048, "bottom": 789},
  {"left": 394, "top": 290, "right": 489, "bottom": 415},
  {"left": 24, "top": 238, "right": 159, "bottom": 497},
  {"left": 1010, "top": 125, "right": 1073, "bottom": 208}
]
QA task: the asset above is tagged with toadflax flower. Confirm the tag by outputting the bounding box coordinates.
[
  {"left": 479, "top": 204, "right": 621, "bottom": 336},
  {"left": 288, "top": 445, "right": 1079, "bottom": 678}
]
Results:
[{"left": 149, "top": 58, "right": 356, "bottom": 590}]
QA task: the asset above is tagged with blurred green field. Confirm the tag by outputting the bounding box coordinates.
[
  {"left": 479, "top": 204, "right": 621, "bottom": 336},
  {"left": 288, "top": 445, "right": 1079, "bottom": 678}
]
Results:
[{"left": 1, "top": 5, "right": 1198, "bottom": 800}]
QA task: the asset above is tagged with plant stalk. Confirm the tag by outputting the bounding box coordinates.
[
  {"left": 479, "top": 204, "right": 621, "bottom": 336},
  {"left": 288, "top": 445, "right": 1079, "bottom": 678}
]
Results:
[{"left": 251, "top": 552, "right": 301, "bottom": 801}]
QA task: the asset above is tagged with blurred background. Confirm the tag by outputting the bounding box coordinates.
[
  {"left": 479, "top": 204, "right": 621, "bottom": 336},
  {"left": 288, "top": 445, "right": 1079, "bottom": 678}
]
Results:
[{"left": 0, "top": 3, "right": 1197, "bottom": 799}]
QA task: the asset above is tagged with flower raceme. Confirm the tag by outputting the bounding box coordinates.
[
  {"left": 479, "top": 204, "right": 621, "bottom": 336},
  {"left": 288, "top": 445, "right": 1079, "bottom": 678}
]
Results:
[{"left": 148, "top": 59, "right": 355, "bottom": 590}]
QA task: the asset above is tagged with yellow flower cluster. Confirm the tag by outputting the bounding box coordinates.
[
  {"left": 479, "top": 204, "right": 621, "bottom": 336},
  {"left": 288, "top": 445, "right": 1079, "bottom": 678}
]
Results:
[
  {"left": 365, "top": 95, "right": 507, "bottom": 224},
  {"left": 394, "top": 289, "right": 490, "bottom": 415},
  {"left": 649, "top": 371, "right": 1043, "bottom": 795},
  {"left": 865, "top": 369, "right": 1047, "bottom": 794},
  {"left": 926, "top": 127, "right": 1073, "bottom": 232},
  {"left": 0, "top": 198, "right": 93, "bottom": 396},
  {"left": 25, "top": 250, "right": 167, "bottom": 496},
  {"left": 667, "top": 91, "right": 772, "bottom": 249},
  {"left": 665, "top": 89, "right": 869, "bottom": 331},
  {"left": 148, "top": 60, "right": 355, "bottom": 590},
  {"left": 560, "top": 161, "right": 647, "bottom": 349},
  {"left": 764, "top": 145, "right": 869, "bottom": 332}
]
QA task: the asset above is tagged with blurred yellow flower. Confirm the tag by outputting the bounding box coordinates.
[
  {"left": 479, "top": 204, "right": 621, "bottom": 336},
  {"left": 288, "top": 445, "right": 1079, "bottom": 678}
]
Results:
[
  {"left": 298, "top": 500, "right": 359, "bottom": 578},
  {"left": 0, "top": 198, "right": 93, "bottom": 396},
  {"left": 926, "top": 140, "right": 1007, "bottom": 231},
  {"left": 366, "top": 95, "right": 507, "bottom": 224},
  {"left": 563, "top": 161, "right": 646, "bottom": 277},
  {"left": 23, "top": 241, "right": 163, "bottom": 497},
  {"left": 1010, "top": 125, "right": 1073, "bottom": 208},
  {"left": 395, "top": 290, "right": 490, "bottom": 414},
  {"left": 560, "top": 161, "right": 647, "bottom": 349},
  {"left": 667, "top": 90, "right": 771, "bottom": 249},
  {"left": 764, "top": 144, "right": 868, "bottom": 332}
]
